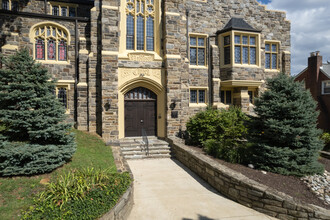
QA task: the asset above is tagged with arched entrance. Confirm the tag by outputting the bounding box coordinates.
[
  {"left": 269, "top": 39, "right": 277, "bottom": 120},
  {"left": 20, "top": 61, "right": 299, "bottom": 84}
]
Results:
[{"left": 124, "top": 87, "right": 157, "bottom": 137}]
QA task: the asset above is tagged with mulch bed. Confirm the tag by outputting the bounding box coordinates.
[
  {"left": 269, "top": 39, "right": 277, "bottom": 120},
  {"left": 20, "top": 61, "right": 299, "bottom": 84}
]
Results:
[{"left": 188, "top": 145, "right": 330, "bottom": 209}]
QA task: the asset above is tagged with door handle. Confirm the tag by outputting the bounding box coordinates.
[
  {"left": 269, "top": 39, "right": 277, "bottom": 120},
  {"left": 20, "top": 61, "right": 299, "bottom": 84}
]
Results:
[{"left": 140, "top": 120, "right": 144, "bottom": 123}]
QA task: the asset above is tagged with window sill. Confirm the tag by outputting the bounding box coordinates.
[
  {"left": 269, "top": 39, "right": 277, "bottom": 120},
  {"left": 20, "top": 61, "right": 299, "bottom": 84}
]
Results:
[
  {"left": 189, "top": 103, "right": 207, "bottom": 108},
  {"left": 36, "top": 60, "right": 70, "bottom": 65},
  {"left": 189, "top": 65, "right": 208, "bottom": 69},
  {"left": 221, "top": 64, "right": 261, "bottom": 69},
  {"left": 265, "top": 69, "right": 280, "bottom": 72}
]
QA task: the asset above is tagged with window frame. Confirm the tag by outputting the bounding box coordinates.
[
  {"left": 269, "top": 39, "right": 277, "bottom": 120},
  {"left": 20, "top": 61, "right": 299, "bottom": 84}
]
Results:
[
  {"left": 322, "top": 80, "right": 330, "bottom": 95},
  {"left": 49, "top": 1, "right": 77, "bottom": 17},
  {"left": 30, "top": 22, "right": 70, "bottom": 64},
  {"left": 55, "top": 84, "right": 70, "bottom": 114},
  {"left": 265, "top": 41, "right": 280, "bottom": 71},
  {"left": 189, "top": 88, "right": 208, "bottom": 106},
  {"left": 189, "top": 34, "right": 207, "bottom": 67},
  {"left": 0, "top": 0, "right": 19, "bottom": 11},
  {"left": 125, "top": 0, "right": 156, "bottom": 52},
  {"left": 220, "top": 89, "right": 233, "bottom": 105},
  {"left": 220, "top": 31, "right": 260, "bottom": 68}
]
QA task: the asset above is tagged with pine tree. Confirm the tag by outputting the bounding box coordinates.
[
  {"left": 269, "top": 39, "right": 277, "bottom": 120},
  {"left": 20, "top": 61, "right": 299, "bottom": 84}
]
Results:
[
  {"left": 249, "top": 73, "right": 324, "bottom": 176},
  {"left": 0, "top": 49, "right": 76, "bottom": 176}
]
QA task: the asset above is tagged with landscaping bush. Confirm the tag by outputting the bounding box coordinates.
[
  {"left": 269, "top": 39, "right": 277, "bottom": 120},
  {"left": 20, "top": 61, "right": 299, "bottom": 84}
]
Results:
[
  {"left": 186, "top": 106, "right": 249, "bottom": 163},
  {"left": 248, "top": 74, "right": 324, "bottom": 176},
  {"left": 0, "top": 142, "right": 76, "bottom": 176},
  {"left": 0, "top": 50, "right": 76, "bottom": 176},
  {"left": 22, "top": 169, "right": 132, "bottom": 220},
  {"left": 321, "top": 132, "right": 330, "bottom": 151}
]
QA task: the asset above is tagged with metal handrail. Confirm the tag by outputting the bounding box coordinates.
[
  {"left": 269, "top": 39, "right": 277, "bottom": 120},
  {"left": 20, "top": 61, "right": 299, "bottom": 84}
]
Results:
[{"left": 142, "top": 128, "right": 149, "bottom": 156}]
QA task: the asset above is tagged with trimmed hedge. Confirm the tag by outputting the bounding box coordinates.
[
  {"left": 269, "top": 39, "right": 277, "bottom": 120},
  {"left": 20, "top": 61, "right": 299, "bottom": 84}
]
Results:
[{"left": 0, "top": 141, "right": 76, "bottom": 176}]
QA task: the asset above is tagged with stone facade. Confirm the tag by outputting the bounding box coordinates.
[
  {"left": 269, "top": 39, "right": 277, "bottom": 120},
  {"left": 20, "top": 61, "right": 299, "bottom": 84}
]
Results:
[{"left": 0, "top": 0, "right": 291, "bottom": 142}]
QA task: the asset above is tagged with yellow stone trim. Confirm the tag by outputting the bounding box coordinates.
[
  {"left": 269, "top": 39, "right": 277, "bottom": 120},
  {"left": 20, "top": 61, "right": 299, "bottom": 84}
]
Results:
[
  {"left": 165, "top": 12, "right": 181, "bottom": 17},
  {"left": 11, "top": 32, "right": 19, "bottom": 36},
  {"left": 189, "top": 87, "right": 208, "bottom": 106},
  {"left": 36, "top": 60, "right": 70, "bottom": 65},
  {"left": 220, "top": 80, "right": 263, "bottom": 87},
  {"left": 102, "top": 51, "right": 119, "bottom": 56},
  {"left": 77, "top": 82, "right": 88, "bottom": 87},
  {"left": 79, "top": 37, "right": 90, "bottom": 41},
  {"left": 189, "top": 103, "right": 207, "bottom": 108},
  {"left": 102, "top": 5, "right": 119, "bottom": 10},
  {"left": 265, "top": 40, "right": 280, "bottom": 71},
  {"left": 89, "top": 52, "right": 94, "bottom": 58},
  {"left": 79, "top": 49, "right": 89, "bottom": 55},
  {"left": 189, "top": 65, "right": 208, "bottom": 69},
  {"left": 48, "top": 1, "right": 78, "bottom": 16},
  {"left": 283, "top": 51, "right": 291, "bottom": 54},
  {"left": 165, "top": 54, "right": 181, "bottom": 59},
  {"left": 212, "top": 78, "right": 221, "bottom": 82},
  {"left": 1, "top": 44, "right": 18, "bottom": 50},
  {"left": 91, "top": 7, "right": 96, "bottom": 12}
]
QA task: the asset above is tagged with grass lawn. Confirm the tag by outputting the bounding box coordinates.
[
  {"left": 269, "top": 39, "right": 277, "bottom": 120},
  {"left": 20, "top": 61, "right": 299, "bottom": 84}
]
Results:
[{"left": 0, "top": 129, "right": 116, "bottom": 220}]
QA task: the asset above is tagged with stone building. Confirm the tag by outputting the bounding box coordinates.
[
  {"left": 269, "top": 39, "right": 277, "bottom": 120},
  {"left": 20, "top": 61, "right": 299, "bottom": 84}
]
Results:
[{"left": 0, "top": 0, "right": 291, "bottom": 143}]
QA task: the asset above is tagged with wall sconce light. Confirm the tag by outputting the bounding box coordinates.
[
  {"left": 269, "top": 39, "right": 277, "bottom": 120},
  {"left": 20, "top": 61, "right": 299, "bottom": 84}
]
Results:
[
  {"left": 104, "top": 99, "right": 111, "bottom": 111},
  {"left": 170, "top": 100, "right": 176, "bottom": 110}
]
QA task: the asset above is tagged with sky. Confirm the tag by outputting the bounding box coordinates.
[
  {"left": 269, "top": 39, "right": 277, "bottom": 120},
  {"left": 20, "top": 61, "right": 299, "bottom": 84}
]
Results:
[{"left": 257, "top": 0, "right": 330, "bottom": 75}]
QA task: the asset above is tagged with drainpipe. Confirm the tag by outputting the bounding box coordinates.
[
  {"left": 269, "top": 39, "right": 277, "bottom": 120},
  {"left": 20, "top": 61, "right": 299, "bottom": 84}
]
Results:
[
  {"left": 186, "top": 9, "right": 190, "bottom": 58},
  {"left": 208, "top": 35, "right": 216, "bottom": 107},
  {"left": 44, "top": 0, "right": 47, "bottom": 14},
  {"left": 74, "top": 19, "right": 79, "bottom": 124}
]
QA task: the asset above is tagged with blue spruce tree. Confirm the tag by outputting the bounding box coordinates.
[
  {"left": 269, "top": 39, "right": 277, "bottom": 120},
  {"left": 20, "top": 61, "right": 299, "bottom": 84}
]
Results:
[
  {"left": 249, "top": 74, "right": 324, "bottom": 176},
  {"left": 0, "top": 49, "right": 76, "bottom": 176}
]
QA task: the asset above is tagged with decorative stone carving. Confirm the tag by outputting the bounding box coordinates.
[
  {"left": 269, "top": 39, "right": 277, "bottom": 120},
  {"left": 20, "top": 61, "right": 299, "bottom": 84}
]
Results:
[
  {"left": 120, "top": 68, "right": 161, "bottom": 79},
  {"left": 128, "top": 53, "right": 154, "bottom": 62}
]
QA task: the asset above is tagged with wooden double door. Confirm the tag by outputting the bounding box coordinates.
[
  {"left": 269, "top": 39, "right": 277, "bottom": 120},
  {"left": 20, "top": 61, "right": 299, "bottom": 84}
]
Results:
[{"left": 124, "top": 87, "right": 157, "bottom": 137}]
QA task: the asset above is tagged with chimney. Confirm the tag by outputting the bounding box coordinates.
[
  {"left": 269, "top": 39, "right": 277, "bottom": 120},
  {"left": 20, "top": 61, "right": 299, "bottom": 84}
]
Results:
[{"left": 308, "top": 51, "right": 323, "bottom": 89}]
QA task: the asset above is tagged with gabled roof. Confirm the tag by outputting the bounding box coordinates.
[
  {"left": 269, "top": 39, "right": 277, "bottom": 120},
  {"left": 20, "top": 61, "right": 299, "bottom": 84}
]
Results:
[{"left": 216, "top": 17, "right": 261, "bottom": 35}]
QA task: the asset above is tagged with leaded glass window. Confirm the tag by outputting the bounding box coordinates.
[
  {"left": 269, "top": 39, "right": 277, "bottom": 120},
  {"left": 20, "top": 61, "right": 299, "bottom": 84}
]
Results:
[
  {"left": 189, "top": 36, "right": 206, "bottom": 66},
  {"left": 221, "top": 90, "right": 232, "bottom": 105},
  {"left": 57, "top": 87, "right": 67, "bottom": 109},
  {"left": 33, "top": 24, "right": 69, "bottom": 62},
  {"left": 234, "top": 34, "right": 257, "bottom": 65},
  {"left": 126, "top": 0, "right": 155, "bottom": 51},
  {"left": 61, "top": 7, "right": 67, "bottom": 16},
  {"left": 265, "top": 42, "right": 279, "bottom": 70},
  {"left": 224, "top": 35, "right": 231, "bottom": 65},
  {"left": 190, "top": 89, "right": 207, "bottom": 104},
  {"left": 52, "top": 6, "right": 59, "bottom": 16},
  {"left": 50, "top": 4, "right": 76, "bottom": 17},
  {"left": 69, "top": 7, "right": 76, "bottom": 17},
  {"left": 2, "top": 0, "right": 9, "bottom": 10}
]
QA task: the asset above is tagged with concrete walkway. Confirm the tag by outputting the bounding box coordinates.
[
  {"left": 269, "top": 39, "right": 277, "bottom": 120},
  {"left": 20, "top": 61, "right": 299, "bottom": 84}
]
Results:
[{"left": 127, "top": 158, "right": 277, "bottom": 220}]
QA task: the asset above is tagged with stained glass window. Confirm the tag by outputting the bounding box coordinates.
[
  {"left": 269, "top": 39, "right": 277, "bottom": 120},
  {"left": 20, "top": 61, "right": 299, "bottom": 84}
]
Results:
[
  {"left": 58, "top": 40, "right": 67, "bottom": 61},
  {"left": 33, "top": 24, "right": 68, "bottom": 62},
  {"left": 36, "top": 39, "right": 45, "bottom": 60},
  {"left": 126, "top": 0, "right": 155, "bottom": 51},
  {"left": 265, "top": 42, "right": 279, "bottom": 70},
  {"left": 190, "top": 36, "right": 206, "bottom": 66}
]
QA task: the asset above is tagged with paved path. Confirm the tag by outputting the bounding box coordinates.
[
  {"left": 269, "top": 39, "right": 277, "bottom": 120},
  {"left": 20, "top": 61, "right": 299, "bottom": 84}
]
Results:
[{"left": 127, "top": 158, "right": 277, "bottom": 220}]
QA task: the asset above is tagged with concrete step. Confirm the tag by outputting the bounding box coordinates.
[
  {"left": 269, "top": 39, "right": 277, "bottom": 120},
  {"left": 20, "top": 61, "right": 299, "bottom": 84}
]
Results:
[
  {"left": 121, "top": 145, "right": 170, "bottom": 152},
  {"left": 124, "top": 154, "right": 171, "bottom": 160},
  {"left": 122, "top": 149, "right": 171, "bottom": 156}
]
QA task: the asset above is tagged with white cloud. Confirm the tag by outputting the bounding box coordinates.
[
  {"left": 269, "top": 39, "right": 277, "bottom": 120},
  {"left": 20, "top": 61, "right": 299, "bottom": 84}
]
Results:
[{"left": 264, "top": 0, "right": 330, "bottom": 75}]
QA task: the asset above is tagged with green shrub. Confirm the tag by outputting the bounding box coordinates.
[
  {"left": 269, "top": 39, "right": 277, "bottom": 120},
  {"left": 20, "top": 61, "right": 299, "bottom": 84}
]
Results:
[
  {"left": 0, "top": 49, "right": 76, "bottom": 176},
  {"left": 187, "top": 106, "right": 249, "bottom": 163},
  {"left": 321, "top": 133, "right": 330, "bottom": 151},
  {"left": 22, "top": 169, "right": 132, "bottom": 220},
  {"left": 248, "top": 74, "right": 324, "bottom": 176},
  {"left": 0, "top": 141, "right": 76, "bottom": 176}
]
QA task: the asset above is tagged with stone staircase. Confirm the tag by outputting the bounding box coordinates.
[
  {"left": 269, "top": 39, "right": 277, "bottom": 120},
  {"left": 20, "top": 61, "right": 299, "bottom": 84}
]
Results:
[{"left": 119, "top": 136, "right": 171, "bottom": 159}]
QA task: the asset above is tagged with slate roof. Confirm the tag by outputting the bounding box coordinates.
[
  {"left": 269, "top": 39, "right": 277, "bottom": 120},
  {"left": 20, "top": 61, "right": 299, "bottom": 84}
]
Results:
[{"left": 216, "top": 17, "right": 260, "bottom": 34}]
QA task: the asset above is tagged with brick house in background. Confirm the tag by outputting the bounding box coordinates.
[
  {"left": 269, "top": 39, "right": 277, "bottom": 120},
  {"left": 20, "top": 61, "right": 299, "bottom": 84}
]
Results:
[
  {"left": 295, "top": 52, "right": 330, "bottom": 132},
  {"left": 0, "top": 0, "right": 291, "bottom": 143}
]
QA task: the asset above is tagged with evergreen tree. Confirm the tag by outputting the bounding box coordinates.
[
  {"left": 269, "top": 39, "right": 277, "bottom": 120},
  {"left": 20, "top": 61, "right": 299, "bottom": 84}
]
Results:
[
  {"left": 249, "top": 73, "right": 324, "bottom": 176},
  {"left": 0, "top": 49, "right": 76, "bottom": 176}
]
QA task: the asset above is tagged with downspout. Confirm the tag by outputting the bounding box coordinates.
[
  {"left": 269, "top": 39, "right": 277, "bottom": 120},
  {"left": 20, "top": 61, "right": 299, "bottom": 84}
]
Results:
[
  {"left": 208, "top": 35, "right": 216, "bottom": 107},
  {"left": 44, "top": 0, "right": 47, "bottom": 14},
  {"left": 186, "top": 9, "right": 189, "bottom": 57},
  {"left": 74, "top": 19, "right": 79, "bottom": 124}
]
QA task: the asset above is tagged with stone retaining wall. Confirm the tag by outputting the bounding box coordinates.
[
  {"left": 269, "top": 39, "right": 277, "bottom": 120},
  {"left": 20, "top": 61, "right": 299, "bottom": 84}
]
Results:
[
  {"left": 100, "top": 146, "right": 134, "bottom": 220},
  {"left": 168, "top": 137, "right": 330, "bottom": 220}
]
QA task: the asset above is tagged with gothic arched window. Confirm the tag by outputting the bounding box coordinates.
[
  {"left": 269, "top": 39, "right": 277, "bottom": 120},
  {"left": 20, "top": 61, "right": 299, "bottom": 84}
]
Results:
[
  {"left": 32, "top": 23, "right": 69, "bottom": 62},
  {"left": 126, "top": 0, "right": 155, "bottom": 51}
]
